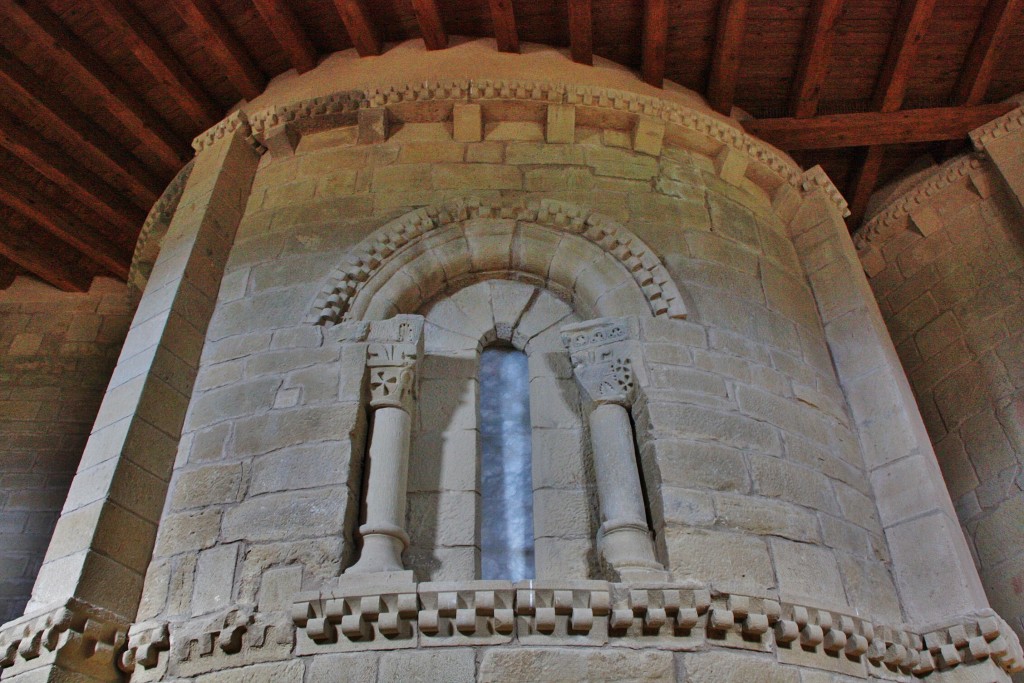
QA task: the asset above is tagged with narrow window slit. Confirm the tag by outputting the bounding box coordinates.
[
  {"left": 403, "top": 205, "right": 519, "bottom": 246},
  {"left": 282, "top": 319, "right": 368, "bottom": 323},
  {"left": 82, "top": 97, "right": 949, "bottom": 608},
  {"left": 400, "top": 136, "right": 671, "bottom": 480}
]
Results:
[{"left": 479, "top": 346, "right": 535, "bottom": 581}]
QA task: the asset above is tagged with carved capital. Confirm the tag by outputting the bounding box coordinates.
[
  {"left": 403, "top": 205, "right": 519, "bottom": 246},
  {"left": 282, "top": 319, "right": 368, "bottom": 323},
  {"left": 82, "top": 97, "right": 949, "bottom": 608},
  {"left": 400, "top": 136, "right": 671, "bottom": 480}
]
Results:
[
  {"left": 365, "top": 316, "right": 424, "bottom": 412},
  {"left": 561, "top": 317, "right": 640, "bottom": 406}
]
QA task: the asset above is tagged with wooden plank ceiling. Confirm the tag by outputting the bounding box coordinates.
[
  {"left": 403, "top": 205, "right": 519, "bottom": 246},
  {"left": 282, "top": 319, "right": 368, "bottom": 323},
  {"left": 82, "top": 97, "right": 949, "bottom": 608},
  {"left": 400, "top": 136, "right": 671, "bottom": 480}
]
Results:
[{"left": 0, "top": 0, "right": 1022, "bottom": 291}]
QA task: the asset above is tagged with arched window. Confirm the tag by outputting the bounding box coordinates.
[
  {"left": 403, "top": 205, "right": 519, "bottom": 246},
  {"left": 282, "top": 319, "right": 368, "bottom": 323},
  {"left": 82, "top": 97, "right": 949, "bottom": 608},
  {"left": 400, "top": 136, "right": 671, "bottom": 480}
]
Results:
[{"left": 479, "top": 346, "right": 534, "bottom": 581}]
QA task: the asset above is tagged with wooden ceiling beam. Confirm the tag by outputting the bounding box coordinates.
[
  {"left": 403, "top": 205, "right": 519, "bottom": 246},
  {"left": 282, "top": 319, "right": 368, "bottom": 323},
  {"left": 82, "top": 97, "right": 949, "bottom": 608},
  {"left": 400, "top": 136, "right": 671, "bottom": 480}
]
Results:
[
  {"left": 707, "top": 0, "right": 747, "bottom": 113},
  {"left": 0, "top": 256, "right": 20, "bottom": 290},
  {"left": 410, "top": 0, "right": 448, "bottom": 51},
  {"left": 0, "top": 45, "right": 162, "bottom": 207},
  {"left": 873, "top": 0, "right": 938, "bottom": 113},
  {"left": 568, "top": 0, "right": 592, "bottom": 65},
  {"left": 641, "top": 0, "right": 667, "bottom": 87},
  {"left": 846, "top": 146, "right": 887, "bottom": 228},
  {"left": 0, "top": 211, "right": 93, "bottom": 292},
  {"left": 90, "top": 0, "right": 220, "bottom": 127},
  {"left": 252, "top": 0, "right": 318, "bottom": 73},
  {"left": 789, "top": 0, "right": 845, "bottom": 118},
  {"left": 0, "top": 106, "right": 146, "bottom": 234},
  {"left": 488, "top": 0, "right": 519, "bottom": 53},
  {"left": 744, "top": 102, "right": 1016, "bottom": 150},
  {"left": 2, "top": 0, "right": 188, "bottom": 172},
  {"left": 172, "top": 0, "right": 266, "bottom": 100},
  {"left": 0, "top": 175, "right": 131, "bottom": 279},
  {"left": 953, "top": 0, "right": 1024, "bottom": 105},
  {"left": 334, "top": 0, "right": 383, "bottom": 56}
]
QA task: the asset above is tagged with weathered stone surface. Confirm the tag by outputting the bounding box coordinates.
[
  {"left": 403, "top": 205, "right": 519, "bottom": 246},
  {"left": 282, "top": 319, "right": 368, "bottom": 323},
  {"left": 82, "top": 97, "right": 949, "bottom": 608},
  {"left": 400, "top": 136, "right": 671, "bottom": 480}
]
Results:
[{"left": 480, "top": 648, "right": 675, "bottom": 682}]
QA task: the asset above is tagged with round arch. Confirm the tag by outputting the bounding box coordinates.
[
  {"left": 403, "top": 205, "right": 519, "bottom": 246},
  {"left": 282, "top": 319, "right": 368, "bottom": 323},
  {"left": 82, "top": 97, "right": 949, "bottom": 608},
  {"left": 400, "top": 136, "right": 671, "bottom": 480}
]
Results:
[{"left": 309, "top": 197, "right": 689, "bottom": 325}]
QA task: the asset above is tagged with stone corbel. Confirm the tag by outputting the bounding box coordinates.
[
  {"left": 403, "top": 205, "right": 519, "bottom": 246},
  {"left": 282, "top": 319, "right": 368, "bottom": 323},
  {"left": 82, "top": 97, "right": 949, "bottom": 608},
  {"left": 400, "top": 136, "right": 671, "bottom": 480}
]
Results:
[
  {"left": 0, "top": 599, "right": 129, "bottom": 681},
  {"left": 561, "top": 317, "right": 668, "bottom": 582}
]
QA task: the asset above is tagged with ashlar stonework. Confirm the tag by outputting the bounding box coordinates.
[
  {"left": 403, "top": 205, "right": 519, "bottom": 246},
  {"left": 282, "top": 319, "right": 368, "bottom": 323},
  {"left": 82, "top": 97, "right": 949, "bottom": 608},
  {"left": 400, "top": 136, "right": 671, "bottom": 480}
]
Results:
[{"left": 0, "top": 40, "right": 1021, "bottom": 683}]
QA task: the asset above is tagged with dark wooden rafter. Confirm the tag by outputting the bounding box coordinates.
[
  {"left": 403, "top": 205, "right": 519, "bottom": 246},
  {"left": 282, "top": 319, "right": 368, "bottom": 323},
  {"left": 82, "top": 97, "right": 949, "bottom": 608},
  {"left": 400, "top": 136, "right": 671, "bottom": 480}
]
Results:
[
  {"left": 334, "top": 0, "right": 383, "bottom": 56},
  {"left": 641, "top": 0, "right": 667, "bottom": 87},
  {"left": 0, "top": 209, "right": 93, "bottom": 292},
  {"left": 0, "top": 174, "right": 131, "bottom": 279},
  {"left": 0, "top": 256, "right": 20, "bottom": 290},
  {"left": 746, "top": 102, "right": 1016, "bottom": 149},
  {"left": 172, "top": 0, "right": 266, "bottom": 100},
  {"left": 873, "top": 0, "right": 939, "bottom": 113},
  {"left": 89, "top": 0, "right": 220, "bottom": 127},
  {"left": 488, "top": 0, "right": 519, "bottom": 53},
  {"left": 410, "top": 0, "right": 447, "bottom": 51},
  {"left": 707, "top": 0, "right": 747, "bottom": 113},
  {"left": 789, "top": 0, "right": 845, "bottom": 118},
  {"left": 844, "top": 0, "right": 938, "bottom": 226},
  {"left": 568, "top": 0, "right": 593, "bottom": 66},
  {"left": 0, "top": 45, "right": 163, "bottom": 206},
  {"left": 251, "top": 0, "right": 318, "bottom": 73},
  {"left": 0, "top": 106, "right": 146, "bottom": 234},
  {"left": 953, "top": 0, "right": 1024, "bottom": 105},
  {"left": 2, "top": 0, "right": 188, "bottom": 171}
]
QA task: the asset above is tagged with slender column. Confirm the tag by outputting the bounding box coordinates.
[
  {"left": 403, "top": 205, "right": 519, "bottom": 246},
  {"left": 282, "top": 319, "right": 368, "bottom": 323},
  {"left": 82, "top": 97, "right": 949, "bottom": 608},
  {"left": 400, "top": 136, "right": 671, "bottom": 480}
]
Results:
[
  {"left": 561, "top": 317, "right": 667, "bottom": 582},
  {"left": 347, "top": 317, "right": 423, "bottom": 575}
]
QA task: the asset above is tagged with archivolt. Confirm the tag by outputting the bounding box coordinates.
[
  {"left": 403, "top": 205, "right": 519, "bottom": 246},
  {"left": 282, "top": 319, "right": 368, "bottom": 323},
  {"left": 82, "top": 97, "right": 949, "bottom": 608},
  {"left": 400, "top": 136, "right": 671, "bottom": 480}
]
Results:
[{"left": 310, "top": 198, "right": 688, "bottom": 325}]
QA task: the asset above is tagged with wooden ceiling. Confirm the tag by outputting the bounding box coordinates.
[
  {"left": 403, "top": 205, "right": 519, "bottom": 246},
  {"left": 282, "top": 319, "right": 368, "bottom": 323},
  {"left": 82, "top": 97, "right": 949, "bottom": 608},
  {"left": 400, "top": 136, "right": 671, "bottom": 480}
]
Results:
[{"left": 0, "top": 0, "right": 1022, "bottom": 291}]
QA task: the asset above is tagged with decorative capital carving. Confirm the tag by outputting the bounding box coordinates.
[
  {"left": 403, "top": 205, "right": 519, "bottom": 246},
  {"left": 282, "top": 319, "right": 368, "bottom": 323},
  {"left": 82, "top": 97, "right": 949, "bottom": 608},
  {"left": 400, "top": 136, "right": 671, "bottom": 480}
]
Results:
[
  {"left": 365, "top": 315, "right": 424, "bottom": 411},
  {"left": 561, "top": 317, "right": 640, "bottom": 406}
]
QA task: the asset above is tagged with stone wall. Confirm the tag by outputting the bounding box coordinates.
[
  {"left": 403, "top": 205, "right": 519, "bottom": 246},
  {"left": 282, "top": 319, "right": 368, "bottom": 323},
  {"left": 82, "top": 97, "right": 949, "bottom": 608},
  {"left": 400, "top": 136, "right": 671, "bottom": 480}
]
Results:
[
  {"left": 2, "top": 41, "right": 1017, "bottom": 683},
  {"left": 855, "top": 124, "right": 1024, "bottom": 659},
  {"left": 0, "top": 276, "right": 131, "bottom": 622}
]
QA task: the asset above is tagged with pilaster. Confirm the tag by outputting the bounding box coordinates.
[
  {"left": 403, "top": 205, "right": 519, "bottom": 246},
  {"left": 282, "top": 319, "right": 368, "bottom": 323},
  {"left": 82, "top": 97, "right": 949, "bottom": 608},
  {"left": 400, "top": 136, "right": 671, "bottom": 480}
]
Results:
[{"left": 0, "top": 113, "right": 261, "bottom": 682}]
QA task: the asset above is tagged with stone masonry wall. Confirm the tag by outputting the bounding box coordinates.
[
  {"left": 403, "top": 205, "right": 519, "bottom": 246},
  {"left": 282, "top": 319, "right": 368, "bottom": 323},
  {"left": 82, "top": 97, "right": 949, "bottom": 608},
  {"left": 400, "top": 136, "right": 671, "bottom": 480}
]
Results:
[
  {"left": 135, "top": 114, "right": 900, "bottom": 643},
  {"left": 857, "top": 156, "right": 1024, "bottom": 650},
  {"left": 0, "top": 276, "right": 132, "bottom": 623}
]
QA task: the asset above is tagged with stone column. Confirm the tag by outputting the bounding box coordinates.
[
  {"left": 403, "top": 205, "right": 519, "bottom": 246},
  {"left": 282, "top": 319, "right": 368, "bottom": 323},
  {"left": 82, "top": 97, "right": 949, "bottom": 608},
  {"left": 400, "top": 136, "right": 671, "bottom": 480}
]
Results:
[
  {"left": 345, "top": 317, "right": 423, "bottom": 578},
  {"left": 561, "top": 317, "right": 667, "bottom": 582},
  {"left": 0, "top": 113, "right": 261, "bottom": 683}
]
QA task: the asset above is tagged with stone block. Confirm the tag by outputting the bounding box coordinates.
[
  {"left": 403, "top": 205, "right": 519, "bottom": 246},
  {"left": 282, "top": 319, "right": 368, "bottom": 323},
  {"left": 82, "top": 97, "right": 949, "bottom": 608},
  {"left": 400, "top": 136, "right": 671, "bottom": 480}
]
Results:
[
  {"left": 249, "top": 444, "right": 348, "bottom": 496},
  {"left": 397, "top": 141, "right": 465, "bottom": 164},
  {"left": 644, "top": 439, "right": 750, "bottom": 492},
  {"left": 748, "top": 455, "right": 838, "bottom": 514},
  {"left": 357, "top": 108, "right": 389, "bottom": 144},
  {"left": 684, "top": 651, "right": 799, "bottom": 683},
  {"left": 659, "top": 486, "right": 715, "bottom": 526},
  {"left": 771, "top": 537, "right": 848, "bottom": 611},
  {"left": 533, "top": 488, "right": 592, "bottom": 538},
  {"left": 152, "top": 508, "right": 222, "bottom": 557},
  {"left": 221, "top": 489, "right": 347, "bottom": 543},
  {"left": 632, "top": 117, "right": 666, "bottom": 156},
  {"left": 432, "top": 163, "right": 522, "bottom": 190},
  {"left": 714, "top": 146, "right": 749, "bottom": 186},
  {"left": 466, "top": 140, "right": 503, "bottom": 162},
  {"left": 194, "top": 661, "right": 306, "bottom": 683},
  {"left": 169, "top": 463, "right": 243, "bottom": 511},
  {"left": 306, "top": 653, "right": 378, "bottom": 683},
  {"left": 485, "top": 121, "right": 545, "bottom": 141},
  {"left": 645, "top": 402, "right": 782, "bottom": 454},
  {"left": 479, "top": 647, "right": 674, "bottom": 683},
  {"left": 545, "top": 104, "right": 575, "bottom": 143},
  {"left": 407, "top": 491, "right": 478, "bottom": 547},
  {"left": 585, "top": 146, "right": 658, "bottom": 180},
  {"left": 665, "top": 527, "right": 776, "bottom": 597},
  {"left": 505, "top": 141, "right": 585, "bottom": 165},
  {"left": 191, "top": 542, "right": 238, "bottom": 616},
  {"left": 714, "top": 492, "right": 820, "bottom": 543}
]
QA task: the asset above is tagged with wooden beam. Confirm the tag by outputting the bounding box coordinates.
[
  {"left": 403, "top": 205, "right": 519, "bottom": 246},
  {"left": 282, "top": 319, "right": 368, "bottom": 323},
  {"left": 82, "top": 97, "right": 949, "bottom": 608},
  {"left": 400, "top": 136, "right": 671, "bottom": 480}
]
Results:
[
  {"left": 334, "top": 0, "right": 383, "bottom": 56},
  {"left": 846, "top": 146, "right": 886, "bottom": 227},
  {"left": 172, "top": 0, "right": 266, "bottom": 99},
  {"left": 874, "top": 0, "right": 938, "bottom": 112},
  {"left": 789, "top": 0, "right": 845, "bottom": 118},
  {"left": 488, "top": 0, "right": 519, "bottom": 53},
  {"left": 641, "top": 0, "right": 668, "bottom": 87},
  {"left": 90, "top": 0, "right": 220, "bottom": 126},
  {"left": 251, "top": 0, "right": 318, "bottom": 72},
  {"left": 744, "top": 102, "right": 1016, "bottom": 150},
  {"left": 0, "top": 106, "right": 147, "bottom": 234},
  {"left": 568, "top": 0, "right": 593, "bottom": 65},
  {"left": 953, "top": 0, "right": 1024, "bottom": 105},
  {"left": 0, "top": 256, "right": 20, "bottom": 290},
  {"left": 0, "top": 210, "right": 92, "bottom": 291},
  {"left": 0, "top": 175, "right": 131, "bottom": 279},
  {"left": 410, "top": 0, "right": 447, "bottom": 51},
  {"left": 707, "top": 0, "right": 747, "bottom": 113},
  {"left": 2, "top": 0, "right": 188, "bottom": 171},
  {"left": 0, "top": 45, "right": 162, "bottom": 207}
]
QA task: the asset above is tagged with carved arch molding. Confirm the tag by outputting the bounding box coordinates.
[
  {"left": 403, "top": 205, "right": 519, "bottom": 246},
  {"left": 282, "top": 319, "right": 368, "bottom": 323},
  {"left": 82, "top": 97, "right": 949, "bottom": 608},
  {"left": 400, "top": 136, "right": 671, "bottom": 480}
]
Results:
[{"left": 309, "top": 198, "right": 689, "bottom": 326}]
